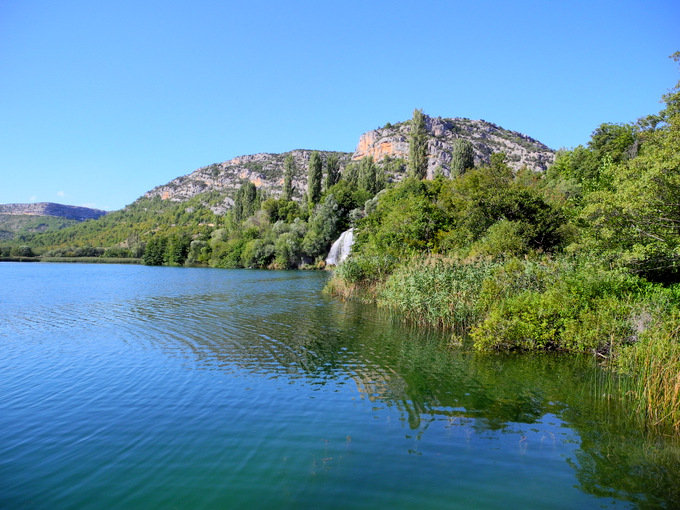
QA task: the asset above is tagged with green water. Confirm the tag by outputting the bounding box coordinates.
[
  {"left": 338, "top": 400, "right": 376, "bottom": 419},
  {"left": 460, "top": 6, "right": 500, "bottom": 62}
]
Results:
[{"left": 1, "top": 263, "right": 679, "bottom": 508}]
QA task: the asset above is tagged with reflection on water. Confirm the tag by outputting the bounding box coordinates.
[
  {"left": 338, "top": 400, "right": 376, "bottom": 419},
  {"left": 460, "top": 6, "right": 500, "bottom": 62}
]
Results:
[{"left": 1, "top": 263, "right": 679, "bottom": 509}]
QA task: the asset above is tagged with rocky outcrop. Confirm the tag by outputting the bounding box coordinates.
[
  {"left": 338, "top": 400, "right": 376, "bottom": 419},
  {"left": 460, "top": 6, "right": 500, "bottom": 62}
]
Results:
[
  {"left": 139, "top": 114, "right": 555, "bottom": 213},
  {"left": 0, "top": 203, "right": 107, "bottom": 221},
  {"left": 352, "top": 115, "right": 555, "bottom": 178},
  {"left": 143, "top": 150, "right": 353, "bottom": 213}
]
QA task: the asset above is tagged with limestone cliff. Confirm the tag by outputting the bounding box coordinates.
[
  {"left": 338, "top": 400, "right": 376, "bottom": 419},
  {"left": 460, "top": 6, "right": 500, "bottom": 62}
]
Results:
[
  {"left": 143, "top": 150, "right": 352, "bottom": 214},
  {"left": 140, "top": 114, "right": 555, "bottom": 213},
  {"left": 352, "top": 115, "right": 555, "bottom": 179}
]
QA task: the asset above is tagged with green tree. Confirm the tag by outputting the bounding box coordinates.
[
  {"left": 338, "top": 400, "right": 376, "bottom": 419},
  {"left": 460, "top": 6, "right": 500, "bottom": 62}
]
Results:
[
  {"left": 343, "top": 162, "right": 360, "bottom": 187},
  {"left": 450, "top": 139, "right": 475, "bottom": 177},
  {"left": 578, "top": 54, "right": 680, "bottom": 280},
  {"left": 307, "top": 151, "right": 323, "bottom": 207},
  {"left": 165, "top": 233, "right": 192, "bottom": 266},
  {"left": 302, "top": 195, "right": 341, "bottom": 260},
  {"left": 325, "top": 153, "right": 341, "bottom": 190},
  {"left": 283, "top": 154, "right": 296, "bottom": 201},
  {"left": 143, "top": 236, "right": 167, "bottom": 266},
  {"left": 408, "top": 108, "right": 428, "bottom": 179},
  {"left": 234, "top": 181, "right": 258, "bottom": 222},
  {"left": 358, "top": 156, "right": 378, "bottom": 195}
]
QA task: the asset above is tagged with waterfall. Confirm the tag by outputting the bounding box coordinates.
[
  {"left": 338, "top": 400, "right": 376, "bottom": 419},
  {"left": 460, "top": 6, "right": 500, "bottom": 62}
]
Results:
[{"left": 325, "top": 229, "right": 354, "bottom": 266}]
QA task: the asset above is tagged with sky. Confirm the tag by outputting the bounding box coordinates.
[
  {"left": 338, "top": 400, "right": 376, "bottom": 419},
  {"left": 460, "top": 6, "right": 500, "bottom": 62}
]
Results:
[{"left": 1, "top": 1, "right": 678, "bottom": 211}]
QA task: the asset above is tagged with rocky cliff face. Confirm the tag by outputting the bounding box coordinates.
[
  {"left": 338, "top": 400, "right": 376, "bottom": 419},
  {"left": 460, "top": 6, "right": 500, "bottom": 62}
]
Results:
[
  {"left": 352, "top": 115, "right": 555, "bottom": 178},
  {"left": 143, "top": 150, "right": 352, "bottom": 213},
  {"left": 0, "top": 202, "right": 107, "bottom": 221},
  {"left": 140, "top": 115, "right": 555, "bottom": 211}
]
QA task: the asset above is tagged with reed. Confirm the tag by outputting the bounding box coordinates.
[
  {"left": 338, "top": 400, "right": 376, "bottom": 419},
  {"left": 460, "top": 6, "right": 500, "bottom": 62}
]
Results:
[
  {"left": 617, "top": 316, "right": 680, "bottom": 434},
  {"left": 377, "top": 257, "right": 496, "bottom": 334}
]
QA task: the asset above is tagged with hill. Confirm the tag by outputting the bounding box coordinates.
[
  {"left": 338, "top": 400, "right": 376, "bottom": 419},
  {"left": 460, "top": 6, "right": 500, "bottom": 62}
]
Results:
[
  {"left": 0, "top": 202, "right": 108, "bottom": 220},
  {"left": 143, "top": 115, "right": 554, "bottom": 207},
  {"left": 2, "top": 113, "right": 555, "bottom": 251},
  {"left": 0, "top": 203, "right": 108, "bottom": 241}
]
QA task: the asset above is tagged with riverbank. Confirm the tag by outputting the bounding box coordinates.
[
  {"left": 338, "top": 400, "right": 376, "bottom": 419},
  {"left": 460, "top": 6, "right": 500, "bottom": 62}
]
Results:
[
  {"left": 325, "top": 254, "right": 680, "bottom": 434},
  {"left": 0, "top": 256, "right": 142, "bottom": 264}
]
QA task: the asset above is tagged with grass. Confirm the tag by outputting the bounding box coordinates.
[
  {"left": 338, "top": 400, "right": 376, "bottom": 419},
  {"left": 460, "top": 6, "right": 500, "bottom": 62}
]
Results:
[
  {"left": 327, "top": 253, "right": 680, "bottom": 435},
  {"left": 617, "top": 313, "right": 680, "bottom": 434}
]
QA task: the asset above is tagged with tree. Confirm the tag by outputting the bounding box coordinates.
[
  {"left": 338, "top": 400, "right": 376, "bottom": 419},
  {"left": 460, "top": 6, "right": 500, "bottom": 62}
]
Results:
[
  {"left": 450, "top": 139, "right": 475, "bottom": 177},
  {"left": 408, "top": 108, "right": 428, "bottom": 179},
  {"left": 143, "top": 236, "right": 167, "bottom": 266},
  {"left": 325, "top": 153, "right": 341, "bottom": 190},
  {"left": 308, "top": 151, "right": 323, "bottom": 207},
  {"left": 283, "top": 154, "right": 296, "bottom": 201},
  {"left": 234, "top": 181, "right": 258, "bottom": 222},
  {"left": 358, "top": 156, "right": 378, "bottom": 195},
  {"left": 165, "top": 233, "right": 192, "bottom": 266},
  {"left": 579, "top": 54, "right": 680, "bottom": 280},
  {"left": 343, "top": 162, "right": 360, "bottom": 187}
]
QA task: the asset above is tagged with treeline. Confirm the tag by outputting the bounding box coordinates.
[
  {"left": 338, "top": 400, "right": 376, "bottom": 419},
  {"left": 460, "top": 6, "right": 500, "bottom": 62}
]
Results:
[
  {"left": 327, "top": 53, "right": 680, "bottom": 433},
  {"left": 140, "top": 152, "right": 389, "bottom": 268}
]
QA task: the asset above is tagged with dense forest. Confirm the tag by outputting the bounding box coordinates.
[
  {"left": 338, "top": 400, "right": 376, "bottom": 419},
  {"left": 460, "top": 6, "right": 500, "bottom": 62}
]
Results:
[{"left": 3, "top": 53, "right": 679, "bottom": 433}]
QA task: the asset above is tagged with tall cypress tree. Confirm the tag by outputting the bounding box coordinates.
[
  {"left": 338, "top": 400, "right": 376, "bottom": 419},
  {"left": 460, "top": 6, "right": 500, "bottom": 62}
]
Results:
[
  {"left": 408, "top": 108, "right": 428, "bottom": 179},
  {"left": 359, "top": 156, "right": 377, "bottom": 195},
  {"left": 450, "top": 139, "right": 475, "bottom": 177},
  {"left": 283, "top": 154, "right": 296, "bottom": 201},
  {"left": 308, "top": 151, "right": 323, "bottom": 206},
  {"left": 234, "top": 181, "right": 257, "bottom": 222},
  {"left": 325, "top": 153, "right": 340, "bottom": 190}
]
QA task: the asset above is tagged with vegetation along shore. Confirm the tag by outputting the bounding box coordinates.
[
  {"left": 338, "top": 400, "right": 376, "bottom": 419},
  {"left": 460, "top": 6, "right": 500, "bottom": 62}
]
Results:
[{"left": 3, "top": 53, "right": 679, "bottom": 434}]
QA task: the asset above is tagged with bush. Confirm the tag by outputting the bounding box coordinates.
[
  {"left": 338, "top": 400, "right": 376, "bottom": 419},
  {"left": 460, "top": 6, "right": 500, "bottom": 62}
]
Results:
[
  {"left": 471, "top": 263, "right": 655, "bottom": 352},
  {"left": 334, "top": 252, "right": 398, "bottom": 285}
]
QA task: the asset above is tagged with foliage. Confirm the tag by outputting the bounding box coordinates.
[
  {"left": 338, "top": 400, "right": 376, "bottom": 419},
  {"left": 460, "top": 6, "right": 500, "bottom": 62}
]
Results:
[
  {"left": 616, "top": 306, "right": 680, "bottom": 434},
  {"left": 358, "top": 156, "right": 378, "bottom": 195},
  {"left": 143, "top": 236, "right": 167, "bottom": 266},
  {"left": 449, "top": 138, "right": 475, "bottom": 177},
  {"left": 408, "top": 108, "right": 428, "bottom": 179},
  {"left": 283, "top": 154, "right": 296, "bottom": 201},
  {"left": 233, "top": 181, "right": 259, "bottom": 222},
  {"left": 307, "top": 151, "right": 323, "bottom": 207},
  {"left": 379, "top": 258, "right": 496, "bottom": 334},
  {"left": 325, "top": 153, "right": 341, "bottom": 190}
]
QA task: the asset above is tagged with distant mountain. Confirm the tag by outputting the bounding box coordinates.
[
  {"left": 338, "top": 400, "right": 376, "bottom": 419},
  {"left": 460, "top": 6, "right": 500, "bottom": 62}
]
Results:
[
  {"left": 0, "top": 202, "right": 108, "bottom": 221},
  {"left": 0, "top": 203, "right": 107, "bottom": 241},
  {"left": 144, "top": 150, "right": 353, "bottom": 214}
]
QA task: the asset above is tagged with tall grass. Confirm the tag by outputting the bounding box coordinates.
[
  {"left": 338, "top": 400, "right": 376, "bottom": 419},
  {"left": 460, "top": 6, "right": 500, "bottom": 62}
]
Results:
[
  {"left": 328, "top": 252, "right": 680, "bottom": 434},
  {"left": 378, "top": 257, "right": 497, "bottom": 334},
  {"left": 617, "top": 312, "right": 680, "bottom": 434}
]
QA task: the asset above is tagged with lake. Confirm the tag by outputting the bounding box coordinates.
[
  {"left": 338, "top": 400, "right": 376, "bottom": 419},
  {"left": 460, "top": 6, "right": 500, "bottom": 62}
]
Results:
[{"left": 1, "top": 262, "right": 679, "bottom": 509}]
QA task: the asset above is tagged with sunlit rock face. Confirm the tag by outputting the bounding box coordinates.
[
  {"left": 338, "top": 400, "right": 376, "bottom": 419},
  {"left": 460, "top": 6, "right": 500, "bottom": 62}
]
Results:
[
  {"left": 139, "top": 114, "right": 555, "bottom": 215},
  {"left": 352, "top": 115, "right": 555, "bottom": 180}
]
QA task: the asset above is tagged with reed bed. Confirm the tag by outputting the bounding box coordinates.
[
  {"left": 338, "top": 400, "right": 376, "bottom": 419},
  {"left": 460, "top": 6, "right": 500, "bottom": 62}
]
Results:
[{"left": 618, "top": 316, "right": 680, "bottom": 434}]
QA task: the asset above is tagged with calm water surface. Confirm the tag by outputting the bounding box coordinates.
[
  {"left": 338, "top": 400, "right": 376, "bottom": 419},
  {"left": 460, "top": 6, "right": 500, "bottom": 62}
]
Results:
[{"left": 1, "top": 263, "right": 679, "bottom": 509}]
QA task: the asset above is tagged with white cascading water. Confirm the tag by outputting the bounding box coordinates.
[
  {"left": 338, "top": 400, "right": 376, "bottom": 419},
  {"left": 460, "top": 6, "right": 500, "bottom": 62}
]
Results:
[{"left": 325, "top": 228, "right": 354, "bottom": 266}]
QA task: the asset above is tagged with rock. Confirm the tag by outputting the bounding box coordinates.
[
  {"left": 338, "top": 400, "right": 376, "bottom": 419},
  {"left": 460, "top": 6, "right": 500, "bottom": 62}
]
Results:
[{"left": 351, "top": 115, "right": 555, "bottom": 179}]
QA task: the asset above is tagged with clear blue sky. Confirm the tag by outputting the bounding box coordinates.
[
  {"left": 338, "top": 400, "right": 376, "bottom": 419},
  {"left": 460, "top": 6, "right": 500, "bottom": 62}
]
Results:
[{"left": 1, "top": 0, "right": 678, "bottom": 211}]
